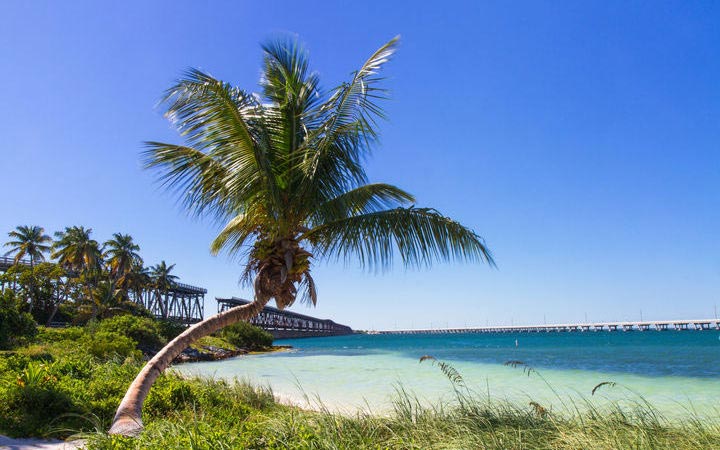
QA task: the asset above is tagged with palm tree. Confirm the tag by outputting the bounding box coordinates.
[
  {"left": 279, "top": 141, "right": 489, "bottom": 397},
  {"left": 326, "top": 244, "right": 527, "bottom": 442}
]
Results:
[
  {"left": 51, "top": 226, "right": 103, "bottom": 275},
  {"left": 3, "top": 225, "right": 52, "bottom": 267},
  {"left": 51, "top": 226, "right": 103, "bottom": 311},
  {"left": 147, "top": 261, "right": 178, "bottom": 318},
  {"left": 110, "top": 36, "right": 495, "bottom": 435},
  {"left": 149, "top": 261, "right": 178, "bottom": 291},
  {"left": 104, "top": 233, "right": 142, "bottom": 281},
  {"left": 117, "top": 262, "right": 152, "bottom": 303}
]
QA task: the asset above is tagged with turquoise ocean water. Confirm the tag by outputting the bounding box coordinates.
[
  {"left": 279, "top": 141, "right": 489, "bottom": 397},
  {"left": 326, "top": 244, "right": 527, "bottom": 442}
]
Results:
[{"left": 175, "top": 331, "right": 720, "bottom": 417}]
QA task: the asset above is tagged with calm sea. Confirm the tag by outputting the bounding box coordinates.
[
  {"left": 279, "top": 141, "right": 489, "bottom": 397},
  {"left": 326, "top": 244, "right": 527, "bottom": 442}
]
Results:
[{"left": 176, "top": 331, "right": 720, "bottom": 417}]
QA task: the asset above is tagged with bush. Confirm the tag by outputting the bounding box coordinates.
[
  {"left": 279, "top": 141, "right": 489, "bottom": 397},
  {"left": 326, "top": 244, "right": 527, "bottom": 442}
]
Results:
[
  {"left": 219, "top": 321, "right": 273, "bottom": 350},
  {"left": 0, "top": 292, "right": 37, "bottom": 349},
  {"left": 96, "top": 315, "right": 165, "bottom": 350},
  {"left": 0, "top": 362, "right": 82, "bottom": 437},
  {"left": 156, "top": 319, "right": 187, "bottom": 342},
  {"left": 80, "top": 331, "right": 138, "bottom": 359}
]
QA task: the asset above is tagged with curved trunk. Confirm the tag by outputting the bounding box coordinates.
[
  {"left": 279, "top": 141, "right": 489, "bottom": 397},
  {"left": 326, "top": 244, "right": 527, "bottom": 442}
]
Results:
[{"left": 108, "top": 296, "right": 270, "bottom": 436}]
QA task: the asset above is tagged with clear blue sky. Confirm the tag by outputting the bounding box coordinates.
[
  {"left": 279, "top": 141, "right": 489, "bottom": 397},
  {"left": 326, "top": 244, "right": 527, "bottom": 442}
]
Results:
[{"left": 1, "top": 1, "right": 718, "bottom": 330}]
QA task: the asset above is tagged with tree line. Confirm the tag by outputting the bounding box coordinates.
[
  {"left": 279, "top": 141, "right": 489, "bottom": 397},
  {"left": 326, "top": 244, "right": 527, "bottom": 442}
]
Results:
[{"left": 2, "top": 225, "right": 179, "bottom": 325}]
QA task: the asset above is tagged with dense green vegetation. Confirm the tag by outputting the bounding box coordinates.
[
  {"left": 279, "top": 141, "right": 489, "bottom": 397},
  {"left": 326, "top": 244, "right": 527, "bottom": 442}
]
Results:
[
  {"left": 0, "top": 313, "right": 273, "bottom": 438},
  {"left": 1, "top": 325, "right": 718, "bottom": 449},
  {"left": 2, "top": 224, "right": 182, "bottom": 326},
  {"left": 219, "top": 321, "right": 274, "bottom": 351},
  {"left": 0, "top": 291, "right": 37, "bottom": 349}
]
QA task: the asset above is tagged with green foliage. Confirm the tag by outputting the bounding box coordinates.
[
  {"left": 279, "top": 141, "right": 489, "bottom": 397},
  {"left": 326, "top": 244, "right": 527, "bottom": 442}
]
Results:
[
  {"left": 0, "top": 380, "right": 79, "bottom": 437},
  {"left": 0, "top": 291, "right": 37, "bottom": 349},
  {"left": 145, "top": 36, "right": 494, "bottom": 312},
  {"left": 95, "top": 315, "right": 165, "bottom": 350},
  {"left": 80, "top": 331, "right": 138, "bottom": 359},
  {"left": 219, "top": 321, "right": 273, "bottom": 350},
  {"left": 3, "top": 225, "right": 52, "bottom": 265},
  {"left": 156, "top": 319, "right": 187, "bottom": 342}
]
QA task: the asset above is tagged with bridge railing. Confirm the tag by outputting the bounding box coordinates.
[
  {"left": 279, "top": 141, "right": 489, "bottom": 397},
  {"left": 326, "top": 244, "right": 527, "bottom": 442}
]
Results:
[
  {"left": 0, "top": 256, "right": 32, "bottom": 268},
  {"left": 171, "top": 281, "right": 208, "bottom": 294}
]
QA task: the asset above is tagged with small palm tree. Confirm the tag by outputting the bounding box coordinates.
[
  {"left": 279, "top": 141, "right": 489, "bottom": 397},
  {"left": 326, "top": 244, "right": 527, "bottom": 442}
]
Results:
[
  {"left": 145, "top": 261, "right": 179, "bottom": 319},
  {"left": 111, "top": 36, "right": 495, "bottom": 435},
  {"left": 104, "top": 233, "right": 142, "bottom": 281},
  {"left": 149, "top": 261, "right": 178, "bottom": 292},
  {"left": 3, "top": 225, "right": 52, "bottom": 267},
  {"left": 117, "top": 262, "right": 152, "bottom": 302}
]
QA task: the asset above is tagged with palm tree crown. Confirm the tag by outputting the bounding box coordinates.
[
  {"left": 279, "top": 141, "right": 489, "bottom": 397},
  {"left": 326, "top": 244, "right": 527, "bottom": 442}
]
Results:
[
  {"left": 145, "top": 36, "right": 494, "bottom": 310},
  {"left": 149, "top": 261, "right": 178, "bottom": 291},
  {"left": 3, "top": 225, "right": 52, "bottom": 266},
  {"left": 51, "top": 226, "right": 103, "bottom": 274},
  {"left": 104, "top": 233, "right": 143, "bottom": 280}
]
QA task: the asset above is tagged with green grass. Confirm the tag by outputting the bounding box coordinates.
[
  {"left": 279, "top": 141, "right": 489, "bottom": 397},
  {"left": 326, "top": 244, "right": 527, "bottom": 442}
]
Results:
[
  {"left": 2, "top": 327, "right": 720, "bottom": 449},
  {"left": 83, "top": 380, "right": 720, "bottom": 450}
]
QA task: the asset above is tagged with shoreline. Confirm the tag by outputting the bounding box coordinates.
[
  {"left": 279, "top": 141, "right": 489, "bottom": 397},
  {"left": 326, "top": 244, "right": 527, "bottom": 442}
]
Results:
[{"left": 171, "top": 344, "right": 293, "bottom": 364}]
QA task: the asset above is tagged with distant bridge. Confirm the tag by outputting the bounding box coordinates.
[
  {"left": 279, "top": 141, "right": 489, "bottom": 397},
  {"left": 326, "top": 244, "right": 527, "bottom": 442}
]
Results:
[
  {"left": 217, "top": 297, "right": 353, "bottom": 339},
  {"left": 1, "top": 256, "right": 206, "bottom": 324},
  {"left": 0, "top": 255, "right": 27, "bottom": 271},
  {"left": 376, "top": 319, "right": 720, "bottom": 335}
]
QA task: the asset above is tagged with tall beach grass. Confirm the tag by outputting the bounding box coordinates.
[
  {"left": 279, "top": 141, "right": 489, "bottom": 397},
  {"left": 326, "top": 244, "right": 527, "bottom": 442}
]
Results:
[{"left": 83, "top": 359, "right": 720, "bottom": 449}]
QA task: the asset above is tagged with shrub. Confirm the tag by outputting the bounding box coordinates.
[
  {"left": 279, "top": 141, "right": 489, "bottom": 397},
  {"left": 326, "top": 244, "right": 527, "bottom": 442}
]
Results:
[
  {"left": 156, "top": 319, "right": 187, "bottom": 342},
  {"left": 80, "top": 331, "right": 138, "bottom": 359},
  {"left": 96, "top": 315, "right": 165, "bottom": 350},
  {"left": 219, "top": 321, "right": 273, "bottom": 350},
  {"left": 0, "top": 362, "right": 82, "bottom": 437},
  {"left": 0, "top": 292, "right": 37, "bottom": 349}
]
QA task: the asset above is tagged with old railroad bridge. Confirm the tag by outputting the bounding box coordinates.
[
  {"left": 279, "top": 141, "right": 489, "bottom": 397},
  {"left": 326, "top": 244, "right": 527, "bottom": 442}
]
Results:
[
  {"left": 376, "top": 319, "right": 720, "bottom": 334},
  {"left": 217, "top": 297, "right": 353, "bottom": 339}
]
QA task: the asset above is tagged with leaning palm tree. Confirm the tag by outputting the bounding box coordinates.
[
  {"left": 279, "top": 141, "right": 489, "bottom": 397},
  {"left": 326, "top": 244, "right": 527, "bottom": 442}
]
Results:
[
  {"left": 110, "top": 36, "right": 495, "bottom": 435},
  {"left": 3, "top": 225, "right": 52, "bottom": 267},
  {"left": 104, "top": 233, "right": 142, "bottom": 281}
]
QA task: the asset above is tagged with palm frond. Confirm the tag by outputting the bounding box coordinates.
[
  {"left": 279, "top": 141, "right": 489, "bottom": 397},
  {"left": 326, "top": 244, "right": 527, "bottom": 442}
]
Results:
[
  {"left": 260, "top": 36, "right": 322, "bottom": 157},
  {"left": 293, "top": 37, "right": 400, "bottom": 209},
  {"left": 210, "top": 213, "right": 260, "bottom": 256},
  {"left": 309, "top": 183, "right": 415, "bottom": 225},
  {"left": 303, "top": 207, "right": 495, "bottom": 271},
  {"left": 143, "top": 142, "right": 237, "bottom": 219},
  {"left": 297, "top": 271, "right": 318, "bottom": 306},
  {"left": 158, "top": 69, "right": 281, "bottom": 220}
]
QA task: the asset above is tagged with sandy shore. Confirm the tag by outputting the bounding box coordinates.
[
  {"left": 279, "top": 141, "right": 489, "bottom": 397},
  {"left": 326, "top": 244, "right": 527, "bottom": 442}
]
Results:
[{"left": 0, "top": 436, "right": 84, "bottom": 450}]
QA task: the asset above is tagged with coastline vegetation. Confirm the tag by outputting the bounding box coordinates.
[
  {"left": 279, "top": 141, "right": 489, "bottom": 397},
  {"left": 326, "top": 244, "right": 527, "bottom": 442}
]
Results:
[{"left": 1, "top": 224, "right": 184, "bottom": 327}]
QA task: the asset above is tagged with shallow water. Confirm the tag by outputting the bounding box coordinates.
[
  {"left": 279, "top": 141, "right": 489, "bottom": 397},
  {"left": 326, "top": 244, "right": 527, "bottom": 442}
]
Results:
[{"left": 175, "top": 331, "right": 720, "bottom": 417}]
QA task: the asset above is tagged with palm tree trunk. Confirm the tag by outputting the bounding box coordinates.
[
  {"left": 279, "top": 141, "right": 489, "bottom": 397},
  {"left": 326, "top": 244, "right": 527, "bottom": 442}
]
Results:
[
  {"left": 27, "top": 256, "right": 34, "bottom": 313},
  {"left": 108, "top": 296, "right": 271, "bottom": 436}
]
